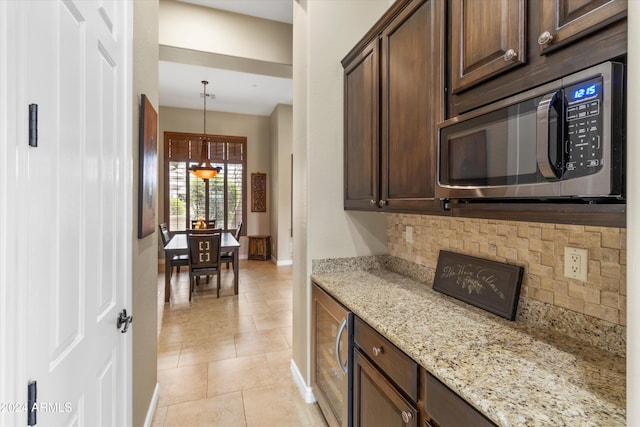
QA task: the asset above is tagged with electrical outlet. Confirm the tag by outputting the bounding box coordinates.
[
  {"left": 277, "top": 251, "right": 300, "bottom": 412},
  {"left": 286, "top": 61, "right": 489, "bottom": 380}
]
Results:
[
  {"left": 564, "top": 247, "right": 588, "bottom": 281},
  {"left": 406, "top": 226, "right": 413, "bottom": 243}
]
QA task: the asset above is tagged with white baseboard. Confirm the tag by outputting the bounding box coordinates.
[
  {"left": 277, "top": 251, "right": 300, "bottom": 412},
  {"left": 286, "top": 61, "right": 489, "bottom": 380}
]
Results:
[
  {"left": 143, "top": 383, "right": 160, "bottom": 427},
  {"left": 276, "top": 259, "right": 293, "bottom": 266},
  {"left": 290, "top": 359, "right": 316, "bottom": 404}
]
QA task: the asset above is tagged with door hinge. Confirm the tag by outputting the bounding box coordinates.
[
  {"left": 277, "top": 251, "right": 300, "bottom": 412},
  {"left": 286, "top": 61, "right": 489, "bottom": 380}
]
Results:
[{"left": 27, "top": 380, "right": 37, "bottom": 426}]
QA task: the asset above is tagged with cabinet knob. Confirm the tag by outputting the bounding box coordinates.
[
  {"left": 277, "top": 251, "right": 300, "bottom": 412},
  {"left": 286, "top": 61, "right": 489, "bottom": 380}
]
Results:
[
  {"left": 370, "top": 199, "right": 376, "bottom": 206},
  {"left": 538, "top": 31, "right": 554, "bottom": 46},
  {"left": 378, "top": 200, "right": 387, "bottom": 207},
  {"left": 401, "top": 410, "right": 413, "bottom": 424},
  {"left": 372, "top": 346, "right": 383, "bottom": 356},
  {"left": 503, "top": 48, "right": 517, "bottom": 61}
]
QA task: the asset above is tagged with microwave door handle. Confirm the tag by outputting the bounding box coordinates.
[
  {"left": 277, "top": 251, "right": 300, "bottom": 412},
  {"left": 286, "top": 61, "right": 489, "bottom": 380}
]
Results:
[{"left": 536, "top": 91, "right": 563, "bottom": 179}]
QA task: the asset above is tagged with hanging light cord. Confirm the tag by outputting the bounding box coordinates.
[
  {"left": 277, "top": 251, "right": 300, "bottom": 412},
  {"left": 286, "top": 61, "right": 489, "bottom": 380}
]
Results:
[
  {"left": 188, "top": 79, "right": 220, "bottom": 180},
  {"left": 202, "top": 80, "right": 208, "bottom": 157},
  {"left": 202, "top": 80, "right": 208, "bottom": 135}
]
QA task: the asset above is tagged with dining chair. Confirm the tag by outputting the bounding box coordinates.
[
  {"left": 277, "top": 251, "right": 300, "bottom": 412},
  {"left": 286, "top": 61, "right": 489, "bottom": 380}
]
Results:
[
  {"left": 159, "top": 223, "right": 189, "bottom": 276},
  {"left": 221, "top": 221, "right": 242, "bottom": 269},
  {"left": 187, "top": 232, "right": 222, "bottom": 300}
]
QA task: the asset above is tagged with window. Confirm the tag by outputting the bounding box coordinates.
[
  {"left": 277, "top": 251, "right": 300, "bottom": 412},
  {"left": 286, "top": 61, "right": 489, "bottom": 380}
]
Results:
[{"left": 164, "top": 131, "right": 246, "bottom": 233}]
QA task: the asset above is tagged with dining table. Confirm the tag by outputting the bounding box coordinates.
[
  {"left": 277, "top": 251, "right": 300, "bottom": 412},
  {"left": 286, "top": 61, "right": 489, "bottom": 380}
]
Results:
[{"left": 163, "top": 231, "right": 241, "bottom": 302}]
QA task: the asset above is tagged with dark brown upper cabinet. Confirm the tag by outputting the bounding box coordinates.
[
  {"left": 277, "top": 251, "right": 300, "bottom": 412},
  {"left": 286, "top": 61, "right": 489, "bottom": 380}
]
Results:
[
  {"left": 538, "top": 0, "right": 627, "bottom": 54},
  {"left": 448, "top": 0, "right": 627, "bottom": 115},
  {"left": 344, "top": 40, "right": 380, "bottom": 210},
  {"left": 450, "top": 0, "right": 526, "bottom": 94},
  {"left": 343, "top": 0, "right": 445, "bottom": 213}
]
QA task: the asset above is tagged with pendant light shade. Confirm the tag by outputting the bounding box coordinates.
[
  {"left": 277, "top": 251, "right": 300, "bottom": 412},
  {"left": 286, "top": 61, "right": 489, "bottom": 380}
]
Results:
[{"left": 188, "top": 80, "right": 222, "bottom": 180}]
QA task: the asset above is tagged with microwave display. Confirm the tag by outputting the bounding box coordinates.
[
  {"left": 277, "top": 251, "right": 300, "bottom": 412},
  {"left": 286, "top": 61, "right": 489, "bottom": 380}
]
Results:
[{"left": 569, "top": 81, "right": 598, "bottom": 102}]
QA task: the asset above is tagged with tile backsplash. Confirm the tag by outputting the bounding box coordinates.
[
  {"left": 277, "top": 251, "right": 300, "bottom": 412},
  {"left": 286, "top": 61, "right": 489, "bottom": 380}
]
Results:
[{"left": 387, "top": 214, "right": 626, "bottom": 327}]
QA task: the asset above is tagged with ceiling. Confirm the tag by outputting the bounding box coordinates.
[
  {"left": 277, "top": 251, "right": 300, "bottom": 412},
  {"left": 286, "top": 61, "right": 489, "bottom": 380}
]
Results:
[
  {"left": 176, "top": 0, "right": 293, "bottom": 24},
  {"left": 160, "top": 0, "right": 293, "bottom": 116}
]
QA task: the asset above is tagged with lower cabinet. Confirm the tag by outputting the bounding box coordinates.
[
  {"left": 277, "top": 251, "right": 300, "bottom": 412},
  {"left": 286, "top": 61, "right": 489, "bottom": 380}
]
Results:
[
  {"left": 351, "top": 316, "right": 496, "bottom": 427},
  {"left": 353, "top": 349, "right": 418, "bottom": 427},
  {"left": 353, "top": 317, "right": 418, "bottom": 427},
  {"left": 310, "top": 285, "right": 500, "bottom": 427},
  {"left": 424, "top": 371, "right": 496, "bottom": 427}
]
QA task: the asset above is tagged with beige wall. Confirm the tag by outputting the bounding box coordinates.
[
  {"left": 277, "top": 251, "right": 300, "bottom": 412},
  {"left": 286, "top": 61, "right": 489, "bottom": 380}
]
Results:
[
  {"left": 158, "top": 106, "right": 272, "bottom": 255},
  {"left": 159, "top": 0, "right": 292, "bottom": 65},
  {"left": 388, "top": 214, "right": 626, "bottom": 326},
  {"left": 132, "top": 1, "right": 159, "bottom": 426},
  {"left": 270, "top": 104, "right": 293, "bottom": 265},
  {"left": 292, "top": 0, "right": 392, "bottom": 391}
]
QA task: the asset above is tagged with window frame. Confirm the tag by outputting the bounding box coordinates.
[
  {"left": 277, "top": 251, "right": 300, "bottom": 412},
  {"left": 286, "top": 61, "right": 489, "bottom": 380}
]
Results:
[{"left": 163, "top": 131, "right": 247, "bottom": 234}]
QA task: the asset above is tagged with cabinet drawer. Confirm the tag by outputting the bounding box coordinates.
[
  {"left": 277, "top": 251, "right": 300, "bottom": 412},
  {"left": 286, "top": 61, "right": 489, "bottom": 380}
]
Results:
[
  {"left": 425, "top": 372, "right": 496, "bottom": 427},
  {"left": 354, "top": 317, "right": 418, "bottom": 401}
]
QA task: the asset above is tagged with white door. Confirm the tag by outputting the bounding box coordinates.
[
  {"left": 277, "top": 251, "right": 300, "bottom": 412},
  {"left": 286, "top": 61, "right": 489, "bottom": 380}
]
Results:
[{"left": 17, "top": 0, "right": 131, "bottom": 426}]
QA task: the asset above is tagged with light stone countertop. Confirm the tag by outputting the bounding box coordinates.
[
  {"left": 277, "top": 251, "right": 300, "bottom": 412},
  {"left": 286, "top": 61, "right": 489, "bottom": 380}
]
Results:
[{"left": 311, "top": 268, "right": 626, "bottom": 427}]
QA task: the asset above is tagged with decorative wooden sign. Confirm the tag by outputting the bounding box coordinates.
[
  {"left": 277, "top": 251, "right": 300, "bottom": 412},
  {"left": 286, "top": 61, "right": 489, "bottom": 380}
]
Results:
[
  {"left": 433, "top": 251, "right": 524, "bottom": 320},
  {"left": 251, "top": 173, "right": 267, "bottom": 212}
]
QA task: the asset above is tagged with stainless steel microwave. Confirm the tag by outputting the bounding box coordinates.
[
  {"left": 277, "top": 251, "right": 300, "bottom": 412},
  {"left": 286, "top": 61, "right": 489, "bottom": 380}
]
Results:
[{"left": 436, "top": 61, "right": 625, "bottom": 201}]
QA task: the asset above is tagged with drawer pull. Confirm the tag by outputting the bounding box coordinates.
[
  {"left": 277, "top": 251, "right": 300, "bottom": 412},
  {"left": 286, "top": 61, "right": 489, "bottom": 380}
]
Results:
[
  {"left": 401, "top": 410, "right": 413, "bottom": 424},
  {"left": 372, "top": 346, "right": 383, "bottom": 356}
]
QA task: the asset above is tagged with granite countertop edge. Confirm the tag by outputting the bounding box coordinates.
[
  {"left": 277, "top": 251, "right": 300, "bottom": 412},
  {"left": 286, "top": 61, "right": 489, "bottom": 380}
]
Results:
[{"left": 311, "top": 267, "right": 626, "bottom": 427}]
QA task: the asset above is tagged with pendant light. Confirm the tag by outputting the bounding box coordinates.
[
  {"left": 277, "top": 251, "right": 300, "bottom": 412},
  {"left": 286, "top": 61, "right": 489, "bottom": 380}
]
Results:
[{"left": 188, "top": 80, "right": 222, "bottom": 180}]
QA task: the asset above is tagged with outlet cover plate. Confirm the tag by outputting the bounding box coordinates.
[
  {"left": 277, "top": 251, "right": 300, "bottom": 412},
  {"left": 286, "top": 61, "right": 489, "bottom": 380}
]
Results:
[
  {"left": 406, "top": 226, "right": 413, "bottom": 243},
  {"left": 564, "top": 247, "right": 588, "bottom": 281}
]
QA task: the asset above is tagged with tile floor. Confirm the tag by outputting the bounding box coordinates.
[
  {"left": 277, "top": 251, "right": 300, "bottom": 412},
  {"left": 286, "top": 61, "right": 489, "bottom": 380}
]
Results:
[{"left": 152, "top": 260, "right": 327, "bottom": 427}]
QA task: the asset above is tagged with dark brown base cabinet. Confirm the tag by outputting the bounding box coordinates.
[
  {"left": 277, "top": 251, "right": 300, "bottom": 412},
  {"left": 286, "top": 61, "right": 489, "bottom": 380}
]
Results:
[
  {"left": 351, "top": 316, "right": 496, "bottom": 427},
  {"left": 309, "top": 285, "right": 500, "bottom": 427},
  {"left": 353, "top": 349, "right": 418, "bottom": 427},
  {"left": 353, "top": 316, "right": 418, "bottom": 427},
  {"left": 424, "top": 372, "right": 496, "bottom": 427}
]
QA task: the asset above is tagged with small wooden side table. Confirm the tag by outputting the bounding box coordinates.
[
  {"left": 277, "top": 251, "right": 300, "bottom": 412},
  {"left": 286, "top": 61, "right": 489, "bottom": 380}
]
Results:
[{"left": 248, "top": 235, "right": 272, "bottom": 261}]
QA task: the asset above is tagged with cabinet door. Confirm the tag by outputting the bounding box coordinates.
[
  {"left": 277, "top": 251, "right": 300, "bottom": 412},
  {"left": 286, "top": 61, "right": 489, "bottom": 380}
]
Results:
[
  {"left": 312, "top": 284, "right": 351, "bottom": 427},
  {"left": 353, "top": 349, "right": 418, "bottom": 427},
  {"left": 450, "top": 0, "right": 526, "bottom": 93},
  {"left": 344, "top": 39, "right": 379, "bottom": 210},
  {"left": 538, "top": 0, "right": 627, "bottom": 54},
  {"left": 380, "top": 0, "right": 443, "bottom": 211}
]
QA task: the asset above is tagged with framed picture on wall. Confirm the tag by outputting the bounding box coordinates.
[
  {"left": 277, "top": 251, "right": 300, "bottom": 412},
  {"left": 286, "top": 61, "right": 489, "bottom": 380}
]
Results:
[
  {"left": 138, "top": 94, "right": 158, "bottom": 238},
  {"left": 251, "top": 172, "right": 267, "bottom": 212}
]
